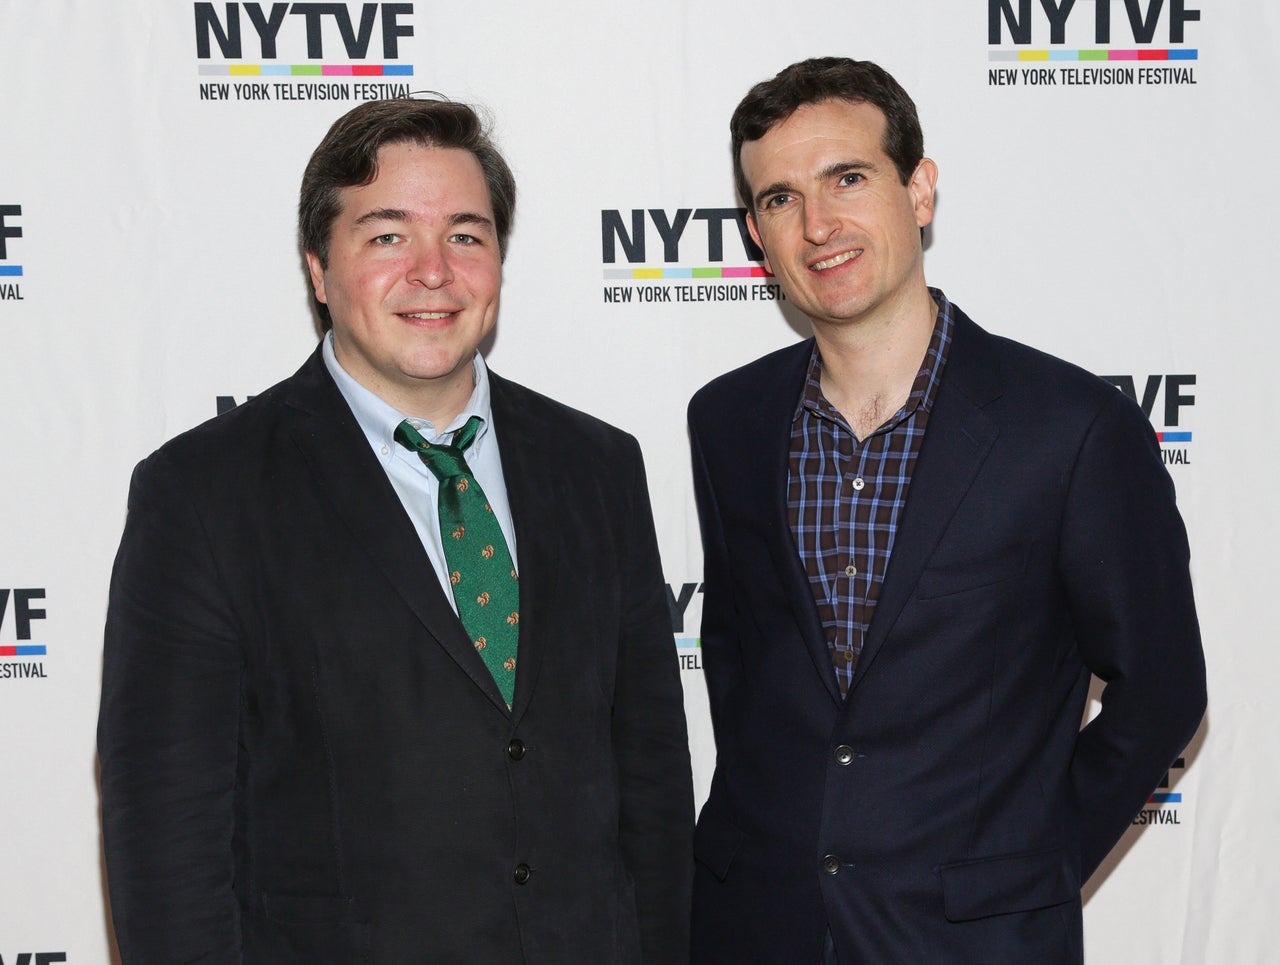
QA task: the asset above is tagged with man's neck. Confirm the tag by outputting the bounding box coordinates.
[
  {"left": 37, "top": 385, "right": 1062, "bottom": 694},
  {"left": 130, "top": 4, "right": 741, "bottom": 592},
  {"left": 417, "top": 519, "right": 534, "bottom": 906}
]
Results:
[
  {"left": 396, "top": 375, "right": 476, "bottom": 431},
  {"left": 811, "top": 286, "right": 937, "bottom": 440}
]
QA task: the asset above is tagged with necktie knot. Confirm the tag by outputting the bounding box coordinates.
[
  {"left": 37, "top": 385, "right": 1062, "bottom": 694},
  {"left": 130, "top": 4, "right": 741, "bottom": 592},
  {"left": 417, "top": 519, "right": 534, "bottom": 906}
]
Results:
[{"left": 395, "top": 417, "right": 482, "bottom": 482}]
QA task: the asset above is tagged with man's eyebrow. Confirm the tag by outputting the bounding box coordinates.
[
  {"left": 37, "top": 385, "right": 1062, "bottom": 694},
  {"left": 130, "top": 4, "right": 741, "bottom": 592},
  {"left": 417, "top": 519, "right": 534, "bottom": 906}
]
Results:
[
  {"left": 818, "top": 160, "right": 876, "bottom": 181},
  {"left": 352, "top": 207, "right": 412, "bottom": 226},
  {"left": 349, "top": 208, "right": 495, "bottom": 233},
  {"left": 450, "top": 211, "right": 495, "bottom": 232}
]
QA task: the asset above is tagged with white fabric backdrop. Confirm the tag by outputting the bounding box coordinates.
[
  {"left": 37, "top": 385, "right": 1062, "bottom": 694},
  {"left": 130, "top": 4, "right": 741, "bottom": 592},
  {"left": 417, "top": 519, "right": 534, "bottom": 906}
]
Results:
[{"left": 1, "top": 2, "right": 1271, "bottom": 960}]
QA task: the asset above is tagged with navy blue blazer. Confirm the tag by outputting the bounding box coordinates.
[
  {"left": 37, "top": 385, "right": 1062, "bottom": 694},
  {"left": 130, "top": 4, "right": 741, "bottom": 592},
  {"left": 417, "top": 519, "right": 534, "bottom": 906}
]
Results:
[
  {"left": 687, "top": 306, "right": 1205, "bottom": 964},
  {"left": 99, "top": 348, "right": 694, "bottom": 964}
]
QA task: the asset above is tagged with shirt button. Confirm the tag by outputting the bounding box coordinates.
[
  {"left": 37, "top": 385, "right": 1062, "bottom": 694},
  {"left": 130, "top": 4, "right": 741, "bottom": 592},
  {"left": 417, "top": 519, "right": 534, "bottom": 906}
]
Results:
[
  {"left": 844, "top": 564, "right": 857, "bottom": 577},
  {"left": 842, "top": 651, "right": 855, "bottom": 664},
  {"left": 821, "top": 854, "right": 841, "bottom": 875},
  {"left": 851, "top": 477, "right": 865, "bottom": 492},
  {"left": 834, "top": 745, "right": 854, "bottom": 765},
  {"left": 514, "top": 863, "right": 531, "bottom": 885},
  {"left": 380, "top": 445, "right": 390, "bottom": 455},
  {"left": 508, "top": 739, "right": 526, "bottom": 761}
]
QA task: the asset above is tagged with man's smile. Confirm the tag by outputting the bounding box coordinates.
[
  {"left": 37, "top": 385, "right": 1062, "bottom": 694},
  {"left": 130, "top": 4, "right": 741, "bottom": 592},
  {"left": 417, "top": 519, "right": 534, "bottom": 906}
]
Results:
[{"left": 809, "top": 248, "right": 863, "bottom": 271}]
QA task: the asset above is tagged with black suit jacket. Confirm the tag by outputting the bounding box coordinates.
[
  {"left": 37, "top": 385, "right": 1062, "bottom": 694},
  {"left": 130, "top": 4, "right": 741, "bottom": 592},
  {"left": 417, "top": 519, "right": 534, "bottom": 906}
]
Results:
[
  {"left": 686, "top": 307, "right": 1205, "bottom": 964},
  {"left": 99, "top": 348, "right": 694, "bottom": 964}
]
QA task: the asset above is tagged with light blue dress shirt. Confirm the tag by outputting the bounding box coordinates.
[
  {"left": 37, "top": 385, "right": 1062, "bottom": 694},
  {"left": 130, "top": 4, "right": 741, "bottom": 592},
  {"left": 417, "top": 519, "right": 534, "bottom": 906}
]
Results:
[{"left": 321, "top": 333, "right": 518, "bottom": 613}]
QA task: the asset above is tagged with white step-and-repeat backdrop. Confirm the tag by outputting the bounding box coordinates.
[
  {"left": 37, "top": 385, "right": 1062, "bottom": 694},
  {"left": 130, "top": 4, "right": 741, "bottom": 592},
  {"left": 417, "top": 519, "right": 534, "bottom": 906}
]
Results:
[{"left": 2, "top": 2, "right": 1273, "bottom": 961}]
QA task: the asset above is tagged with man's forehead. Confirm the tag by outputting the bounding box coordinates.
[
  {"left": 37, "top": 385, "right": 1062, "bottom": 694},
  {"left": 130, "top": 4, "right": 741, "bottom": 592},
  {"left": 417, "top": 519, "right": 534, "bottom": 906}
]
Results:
[
  {"left": 759, "top": 99, "right": 886, "bottom": 150},
  {"left": 742, "top": 100, "right": 888, "bottom": 178},
  {"left": 336, "top": 142, "right": 493, "bottom": 216}
]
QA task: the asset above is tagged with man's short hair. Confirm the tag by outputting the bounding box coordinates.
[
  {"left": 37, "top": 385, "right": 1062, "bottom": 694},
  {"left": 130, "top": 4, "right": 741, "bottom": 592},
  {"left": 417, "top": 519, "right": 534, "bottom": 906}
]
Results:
[
  {"left": 299, "top": 97, "right": 517, "bottom": 328},
  {"left": 730, "top": 57, "right": 924, "bottom": 209}
]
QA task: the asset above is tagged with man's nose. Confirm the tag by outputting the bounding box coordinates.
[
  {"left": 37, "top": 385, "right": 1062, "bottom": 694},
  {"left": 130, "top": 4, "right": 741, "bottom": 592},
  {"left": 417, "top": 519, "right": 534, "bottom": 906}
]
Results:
[
  {"left": 407, "top": 241, "right": 453, "bottom": 289},
  {"left": 802, "top": 196, "right": 841, "bottom": 247}
]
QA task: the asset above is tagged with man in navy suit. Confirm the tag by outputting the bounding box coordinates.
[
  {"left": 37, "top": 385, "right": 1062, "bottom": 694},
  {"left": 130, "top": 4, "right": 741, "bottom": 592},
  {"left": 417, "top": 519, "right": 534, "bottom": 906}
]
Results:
[
  {"left": 687, "top": 57, "right": 1205, "bottom": 964},
  {"left": 99, "top": 97, "right": 693, "bottom": 963}
]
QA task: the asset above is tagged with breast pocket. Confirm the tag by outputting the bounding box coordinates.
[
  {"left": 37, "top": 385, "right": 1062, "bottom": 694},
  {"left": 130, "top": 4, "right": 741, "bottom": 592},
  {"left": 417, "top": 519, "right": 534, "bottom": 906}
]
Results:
[{"left": 916, "top": 543, "right": 1028, "bottom": 600}]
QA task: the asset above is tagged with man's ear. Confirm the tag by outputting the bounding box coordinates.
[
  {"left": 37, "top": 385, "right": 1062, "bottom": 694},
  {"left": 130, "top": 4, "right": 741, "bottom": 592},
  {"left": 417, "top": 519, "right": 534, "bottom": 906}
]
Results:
[
  {"left": 909, "top": 158, "right": 939, "bottom": 229},
  {"left": 304, "top": 251, "right": 328, "bottom": 304}
]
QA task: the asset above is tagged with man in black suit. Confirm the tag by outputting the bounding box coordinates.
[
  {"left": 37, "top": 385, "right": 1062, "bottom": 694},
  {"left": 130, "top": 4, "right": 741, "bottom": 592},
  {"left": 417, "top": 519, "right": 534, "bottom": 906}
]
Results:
[
  {"left": 99, "top": 97, "right": 693, "bottom": 963},
  {"left": 687, "top": 57, "right": 1205, "bottom": 964}
]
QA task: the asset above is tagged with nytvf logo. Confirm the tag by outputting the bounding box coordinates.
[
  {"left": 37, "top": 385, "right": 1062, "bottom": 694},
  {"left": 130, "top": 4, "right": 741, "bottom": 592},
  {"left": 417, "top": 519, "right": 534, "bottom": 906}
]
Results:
[
  {"left": 1133, "top": 757, "right": 1186, "bottom": 823},
  {"left": 0, "top": 954, "right": 67, "bottom": 965},
  {"left": 666, "top": 582, "right": 703, "bottom": 670},
  {"left": 1155, "top": 756, "right": 1186, "bottom": 798},
  {"left": 0, "top": 589, "right": 46, "bottom": 646},
  {"left": 1101, "top": 374, "right": 1195, "bottom": 464},
  {"left": 0, "top": 205, "right": 20, "bottom": 260},
  {"left": 989, "top": 0, "right": 1200, "bottom": 45},
  {"left": 666, "top": 582, "right": 702, "bottom": 635},
  {"left": 1099, "top": 373, "right": 1195, "bottom": 426},
  {"left": 0, "top": 205, "right": 23, "bottom": 300},
  {"left": 195, "top": 2, "right": 414, "bottom": 59},
  {"left": 602, "top": 209, "right": 764, "bottom": 265},
  {"left": 216, "top": 394, "right": 255, "bottom": 415}
]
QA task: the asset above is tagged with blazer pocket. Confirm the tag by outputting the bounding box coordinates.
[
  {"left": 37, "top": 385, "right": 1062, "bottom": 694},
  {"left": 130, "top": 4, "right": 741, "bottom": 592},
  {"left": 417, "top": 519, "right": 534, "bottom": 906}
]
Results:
[
  {"left": 693, "top": 805, "right": 746, "bottom": 882},
  {"left": 916, "top": 543, "right": 1028, "bottom": 600},
  {"left": 939, "top": 847, "right": 1076, "bottom": 922},
  {"left": 261, "top": 892, "right": 364, "bottom": 923},
  {"left": 245, "top": 894, "right": 371, "bottom": 965}
]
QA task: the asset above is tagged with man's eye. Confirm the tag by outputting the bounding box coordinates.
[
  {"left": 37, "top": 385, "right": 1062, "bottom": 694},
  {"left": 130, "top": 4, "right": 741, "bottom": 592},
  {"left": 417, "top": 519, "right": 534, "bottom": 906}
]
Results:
[
  {"left": 373, "top": 233, "right": 399, "bottom": 245},
  {"left": 450, "top": 233, "right": 478, "bottom": 245},
  {"left": 764, "top": 194, "right": 791, "bottom": 209},
  {"left": 839, "top": 173, "right": 863, "bottom": 186}
]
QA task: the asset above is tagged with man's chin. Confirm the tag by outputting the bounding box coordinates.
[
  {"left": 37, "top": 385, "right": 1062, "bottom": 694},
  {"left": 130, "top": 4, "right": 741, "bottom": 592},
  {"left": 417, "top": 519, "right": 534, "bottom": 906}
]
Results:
[{"left": 401, "top": 351, "right": 477, "bottom": 386}]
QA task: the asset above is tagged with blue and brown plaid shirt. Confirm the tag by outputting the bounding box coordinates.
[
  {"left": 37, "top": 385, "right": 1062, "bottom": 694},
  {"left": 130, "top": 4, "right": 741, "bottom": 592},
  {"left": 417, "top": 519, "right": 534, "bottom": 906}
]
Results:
[{"left": 788, "top": 288, "right": 955, "bottom": 696}]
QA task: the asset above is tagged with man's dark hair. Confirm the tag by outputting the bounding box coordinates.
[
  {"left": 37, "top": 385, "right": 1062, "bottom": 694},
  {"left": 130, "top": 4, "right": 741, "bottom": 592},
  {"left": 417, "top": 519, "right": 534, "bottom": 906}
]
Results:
[
  {"left": 299, "top": 97, "right": 516, "bottom": 329},
  {"left": 730, "top": 57, "right": 924, "bottom": 209}
]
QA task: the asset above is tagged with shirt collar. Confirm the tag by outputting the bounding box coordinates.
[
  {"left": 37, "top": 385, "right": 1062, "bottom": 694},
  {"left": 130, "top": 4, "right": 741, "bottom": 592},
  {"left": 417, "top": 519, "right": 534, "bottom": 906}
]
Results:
[
  {"left": 793, "top": 286, "right": 956, "bottom": 430},
  {"left": 322, "top": 332, "right": 494, "bottom": 463}
]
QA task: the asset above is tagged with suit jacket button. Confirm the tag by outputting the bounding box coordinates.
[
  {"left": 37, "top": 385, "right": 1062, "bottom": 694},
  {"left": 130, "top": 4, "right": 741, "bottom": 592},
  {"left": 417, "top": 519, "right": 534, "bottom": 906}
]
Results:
[
  {"left": 834, "top": 745, "right": 854, "bottom": 765},
  {"left": 514, "top": 863, "right": 532, "bottom": 885},
  {"left": 508, "top": 738, "right": 526, "bottom": 761},
  {"left": 821, "top": 854, "right": 841, "bottom": 875}
]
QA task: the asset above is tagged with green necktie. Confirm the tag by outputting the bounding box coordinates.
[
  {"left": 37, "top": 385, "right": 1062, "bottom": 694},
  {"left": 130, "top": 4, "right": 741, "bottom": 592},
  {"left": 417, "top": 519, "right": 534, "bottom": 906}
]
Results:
[{"left": 395, "top": 416, "right": 520, "bottom": 708}]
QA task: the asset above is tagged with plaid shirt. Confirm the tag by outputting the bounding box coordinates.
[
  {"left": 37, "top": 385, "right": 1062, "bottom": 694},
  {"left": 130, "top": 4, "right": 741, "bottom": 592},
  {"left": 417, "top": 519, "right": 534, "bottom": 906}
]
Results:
[{"left": 788, "top": 289, "right": 955, "bottom": 696}]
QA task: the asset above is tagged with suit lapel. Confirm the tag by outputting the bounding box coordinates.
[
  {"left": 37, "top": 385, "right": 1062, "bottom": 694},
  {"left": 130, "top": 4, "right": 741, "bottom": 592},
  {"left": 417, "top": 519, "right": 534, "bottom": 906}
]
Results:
[
  {"left": 749, "top": 342, "right": 844, "bottom": 703},
  {"left": 487, "top": 373, "right": 559, "bottom": 724},
  {"left": 849, "top": 310, "right": 1004, "bottom": 693},
  {"left": 282, "top": 348, "right": 513, "bottom": 715}
]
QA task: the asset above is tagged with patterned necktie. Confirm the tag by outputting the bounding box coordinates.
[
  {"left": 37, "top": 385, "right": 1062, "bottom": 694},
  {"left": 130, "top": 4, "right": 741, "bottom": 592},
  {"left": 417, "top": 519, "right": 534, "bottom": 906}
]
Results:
[{"left": 395, "top": 416, "right": 520, "bottom": 708}]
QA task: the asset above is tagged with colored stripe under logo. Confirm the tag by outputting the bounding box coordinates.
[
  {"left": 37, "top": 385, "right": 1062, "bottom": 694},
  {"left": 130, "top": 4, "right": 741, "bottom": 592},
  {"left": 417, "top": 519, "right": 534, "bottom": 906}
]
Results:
[
  {"left": 197, "top": 64, "right": 414, "bottom": 76},
  {"left": 674, "top": 636, "right": 701, "bottom": 650},
  {"left": 0, "top": 645, "right": 46, "bottom": 656},
  {"left": 0, "top": 265, "right": 22, "bottom": 276},
  {"left": 1148, "top": 792, "right": 1182, "bottom": 804},
  {"left": 603, "top": 266, "right": 772, "bottom": 280},
  {"left": 1156, "top": 432, "right": 1192, "bottom": 442},
  {"left": 988, "top": 49, "right": 1197, "bottom": 61}
]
